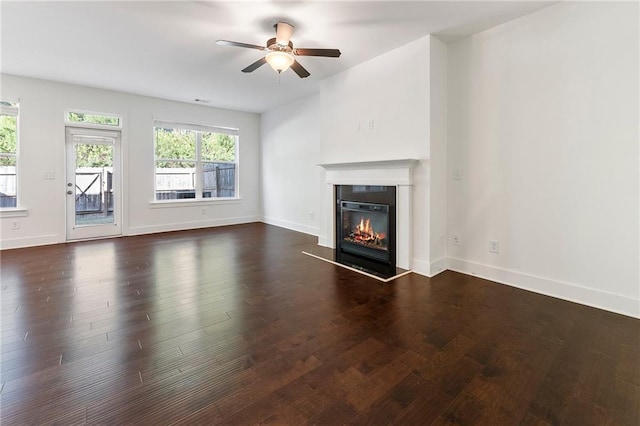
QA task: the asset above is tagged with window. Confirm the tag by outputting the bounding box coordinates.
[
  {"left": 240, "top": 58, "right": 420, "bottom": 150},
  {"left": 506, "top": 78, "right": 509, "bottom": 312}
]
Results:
[
  {"left": 153, "top": 121, "right": 238, "bottom": 201},
  {"left": 0, "top": 101, "right": 19, "bottom": 208},
  {"left": 66, "top": 111, "right": 120, "bottom": 127}
]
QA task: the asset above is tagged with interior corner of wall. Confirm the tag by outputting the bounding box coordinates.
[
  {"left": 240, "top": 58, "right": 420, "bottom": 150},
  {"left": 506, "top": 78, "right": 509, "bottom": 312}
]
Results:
[
  {"left": 429, "top": 257, "right": 449, "bottom": 277},
  {"left": 317, "top": 235, "right": 330, "bottom": 248},
  {"left": 411, "top": 258, "right": 430, "bottom": 276}
]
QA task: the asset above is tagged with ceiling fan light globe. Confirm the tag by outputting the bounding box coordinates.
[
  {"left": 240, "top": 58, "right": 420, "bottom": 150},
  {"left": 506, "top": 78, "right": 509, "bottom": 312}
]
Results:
[{"left": 265, "top": 51, "right": 295, "bottom": 73}]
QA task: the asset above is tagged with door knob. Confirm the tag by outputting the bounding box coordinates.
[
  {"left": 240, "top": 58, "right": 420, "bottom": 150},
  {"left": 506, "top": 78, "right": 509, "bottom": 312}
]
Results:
[
  {"left": 67, "top": 190, "right": 73, "bottom": 195},
  {"left": 67, "top": 183, "right": 73, "bottom": 187}
]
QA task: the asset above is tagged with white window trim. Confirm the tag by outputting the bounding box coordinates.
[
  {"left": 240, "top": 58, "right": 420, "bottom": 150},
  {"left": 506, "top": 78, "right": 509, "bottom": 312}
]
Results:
[
  {"left": 0, "top": 104, "right": 19, "bottom": 116},
  {"left": 153, "top": 119, "right": 238, "bottom": 136},
  {"left": 149, "top": 198, "right": 243, "bottom": 208}
]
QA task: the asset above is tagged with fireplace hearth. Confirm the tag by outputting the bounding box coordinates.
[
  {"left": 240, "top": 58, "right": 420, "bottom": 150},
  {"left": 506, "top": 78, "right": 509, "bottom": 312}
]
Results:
[{"left": 335, "top": 185, "right": 396, "bottom": 276}]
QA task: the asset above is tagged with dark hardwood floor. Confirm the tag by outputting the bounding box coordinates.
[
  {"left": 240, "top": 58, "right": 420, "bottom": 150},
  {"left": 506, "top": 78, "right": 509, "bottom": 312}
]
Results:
[{"left": 1, "top": 223, "right": 638, "bottom": 425}]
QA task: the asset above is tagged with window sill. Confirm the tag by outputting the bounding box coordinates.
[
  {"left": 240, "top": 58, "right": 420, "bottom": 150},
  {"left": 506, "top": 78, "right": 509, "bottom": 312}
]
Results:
[
  {"left": 0, "top": 208, "right": 28, "bottom": 218},
  {"left": 149, "top": 198, "right": 242, "bottom": 208}
]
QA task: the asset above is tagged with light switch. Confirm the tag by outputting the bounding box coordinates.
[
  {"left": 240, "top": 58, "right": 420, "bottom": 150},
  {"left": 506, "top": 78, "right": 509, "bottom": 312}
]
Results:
[{"left": 43, "top": 171, "right": 55, "bottom": 180}]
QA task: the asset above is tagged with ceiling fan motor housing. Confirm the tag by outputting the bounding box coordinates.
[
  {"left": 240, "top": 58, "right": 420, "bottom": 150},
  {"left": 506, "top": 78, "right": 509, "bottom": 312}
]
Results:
[{"left": 267, "top": 37, "right": 293, "bottom": 53}]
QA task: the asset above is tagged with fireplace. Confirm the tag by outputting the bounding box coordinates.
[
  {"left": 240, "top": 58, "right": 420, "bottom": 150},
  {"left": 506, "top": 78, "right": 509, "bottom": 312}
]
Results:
[
  {"left": 335, "top": 185, "right": 396, "bottom": 275},
  {"left": 319, "top": 159, "right": 417, "bottom": 272}
]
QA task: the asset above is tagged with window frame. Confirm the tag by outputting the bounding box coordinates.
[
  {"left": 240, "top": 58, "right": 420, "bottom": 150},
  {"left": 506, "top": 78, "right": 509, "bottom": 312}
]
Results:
[
  {"left": 0, "top": 101, "right": 20, "bottom": 213},
  {"left": 152, "top": 120, "right": 239, "bottom": 203}
]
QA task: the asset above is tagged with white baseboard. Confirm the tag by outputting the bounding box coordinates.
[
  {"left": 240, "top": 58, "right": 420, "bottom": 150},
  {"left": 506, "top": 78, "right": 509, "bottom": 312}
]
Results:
[
  {"left": 0, "top": 234, "right": 62, "bottom": 250},
  {"left": 317, "top": 236, "right": 331, "bottom": 248},
  {"left": 448, "top": 257, "right": 639, "bottom": 319},
  {"left": 1, "top": 216, "right": 261, "bottom": 249},
  {"left": 127, "top": 216, "right": 260, "bottom": 236},
  {"left": 1, "top": 218, "right": 260, "bottom": 249},
  {"left": 261, "top": 216, "right": 320, "bottom": 237},
  {"left": 410, "top": 257, "right": 448, "bottom": 278},
  {"left": 411, "top": 258, "right": 430, "bottom": 277},
  {"left": 429, "top": 257, "right": 449, "bottom": 277}
]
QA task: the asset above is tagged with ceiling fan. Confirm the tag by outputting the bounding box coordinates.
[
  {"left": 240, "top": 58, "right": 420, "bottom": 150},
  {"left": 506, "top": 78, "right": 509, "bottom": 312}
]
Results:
[{"left": 216, "top": 22, "right": 341, "bottom": 78}]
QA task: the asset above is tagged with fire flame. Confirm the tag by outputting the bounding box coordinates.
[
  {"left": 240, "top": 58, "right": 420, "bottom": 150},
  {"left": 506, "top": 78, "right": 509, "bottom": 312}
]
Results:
[
  {"left": 357, "top": 218, "right": 370, "bottom": 235},
  {"left": 353, "top": 217, "right": 385, "bottom": 242}
]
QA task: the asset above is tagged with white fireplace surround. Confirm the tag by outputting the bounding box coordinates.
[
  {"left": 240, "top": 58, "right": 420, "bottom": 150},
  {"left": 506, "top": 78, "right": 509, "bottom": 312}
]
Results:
[{"left": 318, "top": 159, "right": 418, "bottom": 270}]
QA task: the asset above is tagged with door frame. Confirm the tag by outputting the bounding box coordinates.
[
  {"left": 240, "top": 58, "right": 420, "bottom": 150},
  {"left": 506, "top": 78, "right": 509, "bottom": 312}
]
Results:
[{"left": 65, "top": 126, "right": 122, "bottom": 241}]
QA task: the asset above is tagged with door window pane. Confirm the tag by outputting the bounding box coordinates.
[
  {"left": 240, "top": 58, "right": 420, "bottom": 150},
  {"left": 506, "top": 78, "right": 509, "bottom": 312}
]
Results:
[{"left": 74, "top": 143, "right": 114, "bottom": 225}]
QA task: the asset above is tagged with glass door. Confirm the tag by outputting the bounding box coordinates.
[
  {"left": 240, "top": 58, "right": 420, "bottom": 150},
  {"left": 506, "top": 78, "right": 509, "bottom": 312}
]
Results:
[{"left": 65, "top": 127, "right": 121, "bottom": 240}]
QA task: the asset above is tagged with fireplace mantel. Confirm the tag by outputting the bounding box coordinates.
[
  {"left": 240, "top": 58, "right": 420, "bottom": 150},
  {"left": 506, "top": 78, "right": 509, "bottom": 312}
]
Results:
[
  {"left": 318, "top": 159, "right": 418, "bottom": 270},
  {"left": 319, "top": 159, "right": 418, "bottom": 186},
  {"left": 318, "top": 158, "right": 418, "bottom": 170}
]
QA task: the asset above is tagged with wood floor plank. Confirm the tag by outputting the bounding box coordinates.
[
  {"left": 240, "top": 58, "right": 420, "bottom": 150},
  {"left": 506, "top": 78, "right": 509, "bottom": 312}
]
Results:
[{"left": 1, "top": 223, "right": 638, "bottom": 424}]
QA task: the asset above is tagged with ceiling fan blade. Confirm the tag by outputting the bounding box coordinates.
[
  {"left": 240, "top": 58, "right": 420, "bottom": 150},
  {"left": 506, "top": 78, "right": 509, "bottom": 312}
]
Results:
[
  {"left": 242, "top": 57, "right": 267, "bottom": 73},
  {"left": 275, "top": 22, "right": 294, "bottom": 46},
  {"left": 294, "top": 48, "right": 341, "bottom": 58},
  {"left": 290, "top": 60, "right": 310, "bottom": 78},
  {"left": 216, "top": 40, "right": 267, "bottom": 51}
]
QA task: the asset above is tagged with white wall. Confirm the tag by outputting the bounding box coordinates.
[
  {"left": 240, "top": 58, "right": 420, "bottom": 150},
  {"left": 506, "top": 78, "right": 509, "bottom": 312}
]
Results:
[
  {"left": 428, "top": 36, "right": 448, "bottom": 275},
  {"left": 447, "top": 2, "right": 639, "bottom": 317},
  {"left": 261, "top": 94, "right": 323, "bottom": 235},
  {"left": 0, "top": 75, "right": 261, "bottom": 248},
  {"left": 319, "top": 36, "right": 430, "bottom": 165}
]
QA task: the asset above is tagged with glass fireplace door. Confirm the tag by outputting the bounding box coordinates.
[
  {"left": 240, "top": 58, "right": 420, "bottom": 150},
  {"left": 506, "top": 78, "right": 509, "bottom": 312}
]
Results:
[{"left": 339, "top": 201, "right": 390, "bottom": 262}]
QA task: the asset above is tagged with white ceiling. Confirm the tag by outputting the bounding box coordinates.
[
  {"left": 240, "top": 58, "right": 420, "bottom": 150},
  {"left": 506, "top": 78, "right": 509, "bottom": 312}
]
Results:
[{"left": 1, "top": 1, "right": 554, "bottom": 113}]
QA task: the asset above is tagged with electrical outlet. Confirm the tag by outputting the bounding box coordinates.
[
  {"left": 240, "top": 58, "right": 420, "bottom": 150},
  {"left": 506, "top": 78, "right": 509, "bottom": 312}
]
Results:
[
  {"left": 309, "top": 211, "right": 314, "bottom": 220},
  {"left": 201, "top": 208, "right": 206, "bottom": 215},
  {"left": 489, "top": 240, "right": 500, "bottom": 253},
  {"left": 11, "top": 220, "right": 20, "bottom": 230},
  {"left": 453, "top": 169, "right": 462, "bottom": 181},
  {"left": 452, "top": 234, "right": 461, "bottom": 246}
]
